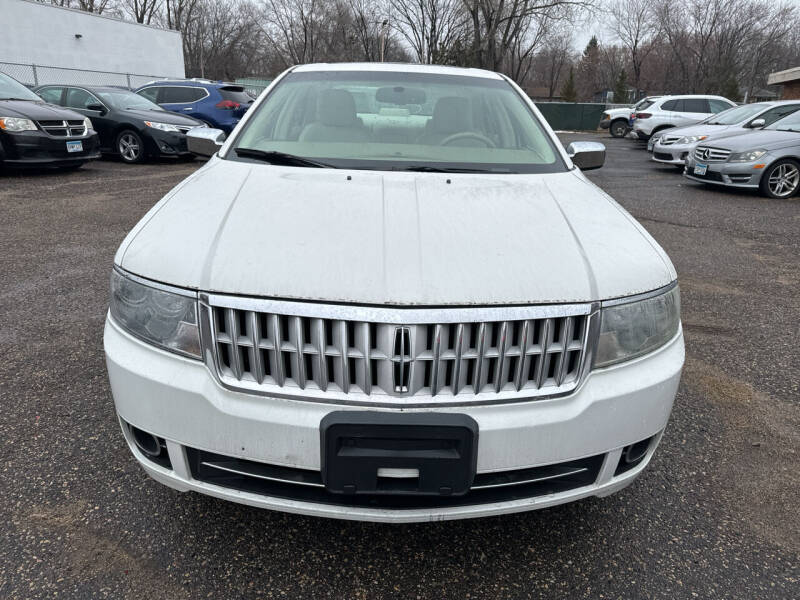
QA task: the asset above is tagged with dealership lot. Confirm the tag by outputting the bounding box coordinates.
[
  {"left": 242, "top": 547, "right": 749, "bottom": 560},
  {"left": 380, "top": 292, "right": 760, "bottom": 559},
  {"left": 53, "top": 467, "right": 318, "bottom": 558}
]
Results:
[{"left": 0, "top": 136, "right": 798, "bottom": 598}]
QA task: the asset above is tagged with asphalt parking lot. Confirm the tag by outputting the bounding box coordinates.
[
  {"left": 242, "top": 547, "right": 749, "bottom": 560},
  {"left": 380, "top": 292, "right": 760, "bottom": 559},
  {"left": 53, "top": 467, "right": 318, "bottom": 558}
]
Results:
[{"left": 1, "top": 136, "right": 798, "bottom": 599}]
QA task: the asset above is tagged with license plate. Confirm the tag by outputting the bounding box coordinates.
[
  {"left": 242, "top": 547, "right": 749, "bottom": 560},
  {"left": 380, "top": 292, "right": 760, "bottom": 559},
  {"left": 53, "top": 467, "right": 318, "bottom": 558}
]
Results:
[
  {"left": 321, "top": 412, "right": 478, "bottom": 496},
  {"left": 694, "top": 163, "right": 708, "bottom": 176},
  {"left": 66, "top": 140, "right": 83, "bottom": 153},
  {"left": 648, "top": 139, "right": 655, "bottom": 151}
]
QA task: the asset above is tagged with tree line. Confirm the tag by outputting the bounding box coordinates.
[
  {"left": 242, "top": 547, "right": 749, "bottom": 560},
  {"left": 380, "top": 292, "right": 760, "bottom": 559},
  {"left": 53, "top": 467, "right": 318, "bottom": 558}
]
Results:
[{"left": 42, "top": 0, "right": 800, "bottom": 102}]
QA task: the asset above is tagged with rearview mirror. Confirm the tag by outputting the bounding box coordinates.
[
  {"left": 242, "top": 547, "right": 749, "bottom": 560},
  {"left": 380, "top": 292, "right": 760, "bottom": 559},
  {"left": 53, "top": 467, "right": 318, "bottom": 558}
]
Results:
[
  {"left": 749, "top": 118, "right": 766, "bottom": 128},
  {"left": 567, "top": 141, "right": 606, "bottom": 170},
  {"left": 86, "top": 103, "right": 106, "bottom": 114},
  {"left": 187, "top": 127, "right": 226, "bottom": 157}
]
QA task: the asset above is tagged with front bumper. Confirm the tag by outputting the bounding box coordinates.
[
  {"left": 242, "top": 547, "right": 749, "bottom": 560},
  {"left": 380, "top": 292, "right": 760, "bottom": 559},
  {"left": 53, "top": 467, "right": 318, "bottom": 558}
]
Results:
[
  {"left": 683, "top": 155, "right": 762, "bottom": 189},
  {"left": 652, "top": 143, "right": 692, "bottom": 165},
  {"left": 105, "top": 314, "right": 684, "bottom": 522},
  {"left": 599, "top": 119, "right": 610, "bottom": 130},
  {"left": 0, "top": 130, "right": 101, "bottom": 166},
  {"left": 144, "top": 129, "right": 192, "bottom": 157}
]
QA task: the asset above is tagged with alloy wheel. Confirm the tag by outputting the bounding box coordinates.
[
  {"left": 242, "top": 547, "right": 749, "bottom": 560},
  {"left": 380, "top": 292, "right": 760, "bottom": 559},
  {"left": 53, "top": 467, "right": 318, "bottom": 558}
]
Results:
[
  {"left": 118, "top": 133, "right": 140, "bottom": 162},
  {"left": 767, "top": 162, "right": 800, "bottom": 198}
]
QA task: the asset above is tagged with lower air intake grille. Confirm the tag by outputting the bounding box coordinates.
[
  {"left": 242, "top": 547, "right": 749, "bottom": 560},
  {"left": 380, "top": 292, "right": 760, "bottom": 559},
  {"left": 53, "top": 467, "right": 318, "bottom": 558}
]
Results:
[{"left": 203, "top": 297, "right": 595, "bottom": 404}]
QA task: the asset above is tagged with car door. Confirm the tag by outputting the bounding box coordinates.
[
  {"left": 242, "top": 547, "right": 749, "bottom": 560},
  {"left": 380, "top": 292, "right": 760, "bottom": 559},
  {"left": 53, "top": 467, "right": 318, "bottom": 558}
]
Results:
[
  {"left": 678, "top": 98, "right": 709, "bottom": 126},
  {"left": 64, "top": 87, "right": 114, "bottom": 150},
  {"left": 157, "top": 86, "right": 207, "bottom": 119}
]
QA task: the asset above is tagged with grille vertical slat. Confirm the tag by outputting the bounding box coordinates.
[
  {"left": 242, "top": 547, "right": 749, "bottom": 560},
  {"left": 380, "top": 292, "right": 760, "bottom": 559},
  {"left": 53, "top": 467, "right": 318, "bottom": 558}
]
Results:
[{"left": 209, "top": 303, "right": 592, "bottom": 401}]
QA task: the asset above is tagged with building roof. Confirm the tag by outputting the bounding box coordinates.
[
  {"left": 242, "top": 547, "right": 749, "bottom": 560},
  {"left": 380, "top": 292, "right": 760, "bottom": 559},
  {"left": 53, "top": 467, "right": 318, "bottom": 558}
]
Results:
[{"left": 767, "top": 67, "right": 800, "bottom": 86}]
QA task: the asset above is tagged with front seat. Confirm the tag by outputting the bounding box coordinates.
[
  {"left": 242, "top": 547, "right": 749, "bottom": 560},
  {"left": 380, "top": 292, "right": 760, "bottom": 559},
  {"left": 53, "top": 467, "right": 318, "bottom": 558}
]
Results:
[
  {"left": 298, "top": 89, "right": 369, "bottom": 143},
  {"left": 417, "top": 97, "right": 473, "bottom": 145}
]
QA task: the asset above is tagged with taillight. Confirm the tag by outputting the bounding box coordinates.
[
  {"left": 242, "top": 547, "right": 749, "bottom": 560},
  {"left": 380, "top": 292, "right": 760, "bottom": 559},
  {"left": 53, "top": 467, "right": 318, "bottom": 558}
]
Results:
[
  {"left": 636, "top": 112, "right": 652, "bottom": 119},
  {"left": 215, "top": 100, "right": 240, "bottom": 110}
]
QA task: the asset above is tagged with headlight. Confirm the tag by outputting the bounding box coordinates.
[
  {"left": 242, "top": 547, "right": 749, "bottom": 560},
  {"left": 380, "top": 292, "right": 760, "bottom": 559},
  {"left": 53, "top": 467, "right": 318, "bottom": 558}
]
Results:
[
  {"left": 0, "top": 117, "right": 37, "bottom": 132},
  {"left": 677, "top": 135, "right": 707, "bottom": 144},
  {"left": 110, "top": 268, "right": 201, "bottom": 359},
  {"left": 728, "top": 149, "right": 767, "bottom": 163},
  {"left": 144, "top": 121, "right": 181, "bottom": 132},
  {"left": 595, "top": 285, "right": 680, "bottom": 368},
  {"left": 83, "top": 117, "right": 94, "bottom": 131}
]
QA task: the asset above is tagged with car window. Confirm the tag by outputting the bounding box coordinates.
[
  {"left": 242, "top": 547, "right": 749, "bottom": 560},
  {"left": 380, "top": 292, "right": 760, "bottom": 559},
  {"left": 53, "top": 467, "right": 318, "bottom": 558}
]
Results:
[
  {"left": 767, "top": 109, "right": 800, "bottom": 132},
  {"left": 0, "top": 72, "right": 43, "bottom": 101},
  {"left": 161, "top": 86, "right": 206, "bottom": 103},
  {"left": 219, "top": 86, "right": 253, "bottom": 105},
  {"left": 683, "top": 98, "right": 709, "bottom": 113},
  {"left": 137, "top": 87, "right": 160, "bottom": 103},
  {"left": 661, "top": 99, "right": 681, "bottom": 111},
  {"left": 636, "top": 99, "right": 655, "bottom": 111},
  {"left": 231, "top": 70, "right": 564, "bottom": 174},
  {"left": 709, "top": 99, "right": 734, "bottom": 113},
  {"left": 37, "top": 87, "right": 63, "bottom": 104},
  {"left": 759, "top": 105, "right": 800, "bottom": 126},
  {"left": 706, "top": 103, "right": 768, "bottom": 125},
  {"left": 65, "top": 88, "right": 101, "bottom": 109},
  {"left": 96, "top": 89, "right": 162, "bottom": 111}
]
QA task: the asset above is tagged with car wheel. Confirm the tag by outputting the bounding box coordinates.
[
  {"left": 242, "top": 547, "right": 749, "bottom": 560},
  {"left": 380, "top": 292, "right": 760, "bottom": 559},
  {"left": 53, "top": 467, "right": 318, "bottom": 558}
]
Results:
[
  {"left": 116, "top": 130, "right": 145, "bottom": 164},
  {"left": 760, "top": 159, "right": 800, "bottom": 199},
  {"left": 610, "top": 120, "right": 627, "bottom": 138}
]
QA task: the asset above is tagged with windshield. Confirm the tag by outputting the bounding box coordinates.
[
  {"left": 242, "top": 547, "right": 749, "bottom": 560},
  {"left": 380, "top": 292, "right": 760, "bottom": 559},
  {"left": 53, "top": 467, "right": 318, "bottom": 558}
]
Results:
[
  {"left": 0, "top": 72, "right": 41, "bottom": 101},
  {"left": 768, "top": 110, "right": 800, "bottom": 132},
  {"left": 705, "top": 103, "right": 768, "bottom": 125},
  {"left": 96, "top": 89, "right": 162, "bottom": 111},
  {"left": 230, "top": 70, "right": 563, "bottom": 173}
]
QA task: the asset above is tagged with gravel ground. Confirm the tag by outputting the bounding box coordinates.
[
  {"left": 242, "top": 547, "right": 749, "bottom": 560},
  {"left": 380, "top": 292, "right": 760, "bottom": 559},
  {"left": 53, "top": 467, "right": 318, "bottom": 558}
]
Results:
[{"left": 1, "top": 138, "right": 798, "bottom": 599}]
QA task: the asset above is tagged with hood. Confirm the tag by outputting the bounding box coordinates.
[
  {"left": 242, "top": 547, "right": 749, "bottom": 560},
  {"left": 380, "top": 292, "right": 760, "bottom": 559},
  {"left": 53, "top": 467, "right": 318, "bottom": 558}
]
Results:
[
  {"left": 117, "top": 160, "right": 675, "bottom": 305},
  {"left": 0, "top": 99, "right": 85, "bottom": 120},
  {"left": 708, "top": 129, "right": 800, "bottom": 152},
  {"left": 658, "top": 123, "right": 756, "bottom": 144},
  {"left": 123, "top": 108, "right": 202, "bottom": 126},
  {"left": 604, "top": 107, "right": 632, "bottom": 118}
]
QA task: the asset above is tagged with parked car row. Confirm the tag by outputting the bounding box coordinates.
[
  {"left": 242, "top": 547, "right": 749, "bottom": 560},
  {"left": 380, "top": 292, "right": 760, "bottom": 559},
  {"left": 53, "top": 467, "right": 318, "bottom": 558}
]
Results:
[
  {"left": 627, "top": 96, "right": 800, "bottom": 199},
  {"left": 0, "top": 72, "right": 254, "bottom": 170}
]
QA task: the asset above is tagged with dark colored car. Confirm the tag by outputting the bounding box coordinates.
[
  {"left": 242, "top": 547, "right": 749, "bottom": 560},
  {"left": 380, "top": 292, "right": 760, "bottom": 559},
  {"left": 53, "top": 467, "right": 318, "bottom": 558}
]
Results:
[
  {"left": 0, "top": 72, "right": 100, "bottom": 169},
  {"left": 35, "top": 85, "right": 204, "bottom": 163},
  {"left": 135, "top": 80, "right": 253, "bottom": 134}
]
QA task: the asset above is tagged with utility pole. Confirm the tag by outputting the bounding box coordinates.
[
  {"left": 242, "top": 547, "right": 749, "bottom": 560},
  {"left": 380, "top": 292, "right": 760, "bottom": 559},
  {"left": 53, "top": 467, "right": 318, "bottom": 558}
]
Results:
[{"left": 379, "top": 20, "right": 389, "bottom": 62}]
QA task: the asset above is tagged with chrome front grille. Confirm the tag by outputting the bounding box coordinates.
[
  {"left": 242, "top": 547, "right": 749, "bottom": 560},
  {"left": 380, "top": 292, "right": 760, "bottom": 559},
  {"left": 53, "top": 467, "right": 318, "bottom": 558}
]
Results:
[
  {"left": 37, "top": 119, "right": 86, "bottom": 138},
  {"left": 694, "top": 146, "right": 731, "bottom": 162},
  {"left": 201, "top": 296, "right": 596, "bottom": 405}
]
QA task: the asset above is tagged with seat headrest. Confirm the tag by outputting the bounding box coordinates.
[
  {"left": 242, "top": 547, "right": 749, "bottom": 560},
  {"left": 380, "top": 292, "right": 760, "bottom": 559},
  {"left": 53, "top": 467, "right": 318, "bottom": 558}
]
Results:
[
  {"left": 429, "top": 97, "right": 471, "bottom": 133},
  {"left": 318, "top": 89, "right": 359, "bottom": 127}
]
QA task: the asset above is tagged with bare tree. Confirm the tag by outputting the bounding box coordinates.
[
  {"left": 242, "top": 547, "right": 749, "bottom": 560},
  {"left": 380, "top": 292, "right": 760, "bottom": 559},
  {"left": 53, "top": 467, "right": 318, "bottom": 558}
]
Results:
[
  {"left": 390, "top": 0, "right": 467, "bottom": 64},
  {"left": 606, "top": 0, "right": 657, "bottom": 92}
]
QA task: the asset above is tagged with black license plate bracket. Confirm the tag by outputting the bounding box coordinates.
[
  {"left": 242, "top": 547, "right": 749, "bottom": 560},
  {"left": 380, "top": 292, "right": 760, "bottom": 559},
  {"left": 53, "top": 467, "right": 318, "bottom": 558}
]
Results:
[{"left": 321, "top": 412, "right": 478, "bottom": 496}]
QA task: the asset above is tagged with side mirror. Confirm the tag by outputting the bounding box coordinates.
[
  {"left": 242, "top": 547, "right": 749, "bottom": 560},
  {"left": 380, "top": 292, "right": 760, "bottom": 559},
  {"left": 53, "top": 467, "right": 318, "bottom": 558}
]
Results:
[
  {"left": 187, "top": 127, "right": 226, "bottom": 157},
  {"left": 86, "top": 103, "right": 106, "bottom": 115},
  {"left": 567, "top": 141, "right": 606, "bottom": 170},
  {"left": 749, "top": 118, "right": 766, "bottom": 128}
]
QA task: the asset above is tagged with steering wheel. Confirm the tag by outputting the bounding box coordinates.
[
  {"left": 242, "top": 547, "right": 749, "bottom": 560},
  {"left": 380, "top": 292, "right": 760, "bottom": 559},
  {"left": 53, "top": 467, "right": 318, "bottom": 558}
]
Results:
[{"left": 439, "top": 132, "right": 496, "bottom": 148}]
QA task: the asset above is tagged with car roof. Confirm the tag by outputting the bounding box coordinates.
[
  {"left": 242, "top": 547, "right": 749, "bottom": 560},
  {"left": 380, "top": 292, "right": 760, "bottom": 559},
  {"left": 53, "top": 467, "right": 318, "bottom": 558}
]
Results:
[
  {"left": 656, "top": 94, "right": 731, "bottom": 101},
  {"left": 140, "top": 80, "right": 234, "bottom": 88},
  {"left": 292, "top": 62, "right": 505, "bottom": 80}
]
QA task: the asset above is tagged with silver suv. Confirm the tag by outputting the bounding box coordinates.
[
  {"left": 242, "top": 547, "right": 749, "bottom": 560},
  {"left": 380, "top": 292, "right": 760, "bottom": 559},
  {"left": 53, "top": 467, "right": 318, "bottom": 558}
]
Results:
[{"left": 633, "top": 95, "right": 735, "bottom": 140}]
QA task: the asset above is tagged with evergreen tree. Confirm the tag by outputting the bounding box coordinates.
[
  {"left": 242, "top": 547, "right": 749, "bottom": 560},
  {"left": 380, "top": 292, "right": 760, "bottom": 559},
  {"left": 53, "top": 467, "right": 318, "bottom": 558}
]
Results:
[
  {"left": 561, "top": 67, "right": 578, "bottom": 102},
  {"left": 720, "top": 75, "right": 741, "bottom": 102},
  {"left": 613, "top": 69, "right": 628, "bottom": 103}
]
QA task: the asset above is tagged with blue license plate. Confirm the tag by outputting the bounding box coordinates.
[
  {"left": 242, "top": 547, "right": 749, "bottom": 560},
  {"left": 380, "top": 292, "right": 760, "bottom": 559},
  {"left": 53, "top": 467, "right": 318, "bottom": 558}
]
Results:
[
  {"left": 694, "top": 163, "right": 708, "bottom": 176},
  {"left": 66, "top": 141, "right": 83, "bottom": 153}
]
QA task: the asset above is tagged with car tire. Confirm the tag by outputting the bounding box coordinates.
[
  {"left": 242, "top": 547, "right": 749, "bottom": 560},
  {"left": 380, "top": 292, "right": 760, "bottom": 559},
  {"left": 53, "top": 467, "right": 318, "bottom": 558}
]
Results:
[
  {"left": 116, "top": 130, "right": 145, "bottom": 164},
  {"left": 610, "top": 120, "right": 628, "bottom": 138},
  {"left": 760, "top": 159, "right": 800, "bottom": 199}
]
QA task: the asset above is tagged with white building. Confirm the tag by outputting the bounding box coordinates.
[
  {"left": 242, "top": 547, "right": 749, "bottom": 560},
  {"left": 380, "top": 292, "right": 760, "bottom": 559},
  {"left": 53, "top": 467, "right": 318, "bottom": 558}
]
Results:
[{"left": 1, "top": 0, "right": 184, "bottom": 84}]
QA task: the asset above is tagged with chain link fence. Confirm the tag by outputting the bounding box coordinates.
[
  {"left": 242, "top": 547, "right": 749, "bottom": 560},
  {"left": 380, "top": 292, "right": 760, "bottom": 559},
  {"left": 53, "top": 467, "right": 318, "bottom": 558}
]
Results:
[{"left": 0, "top": 60, "right": 175, "bottom": 90}]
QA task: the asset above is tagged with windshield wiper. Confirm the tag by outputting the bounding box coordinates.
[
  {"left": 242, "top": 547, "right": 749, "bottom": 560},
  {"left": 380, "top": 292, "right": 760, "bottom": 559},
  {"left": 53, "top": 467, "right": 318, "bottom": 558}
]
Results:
[
  {"left": 395, "top": 165, "right": 513, "bottom": 173},
  {"left": 234, "top": 148, "right": 335, "bottom": 168}
]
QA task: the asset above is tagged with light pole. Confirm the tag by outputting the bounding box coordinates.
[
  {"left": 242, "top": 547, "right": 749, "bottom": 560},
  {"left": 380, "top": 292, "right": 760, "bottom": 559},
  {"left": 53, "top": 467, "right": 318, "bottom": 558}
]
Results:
[{"left": 379, "top": 19, "right": 389, "bottom": 62}]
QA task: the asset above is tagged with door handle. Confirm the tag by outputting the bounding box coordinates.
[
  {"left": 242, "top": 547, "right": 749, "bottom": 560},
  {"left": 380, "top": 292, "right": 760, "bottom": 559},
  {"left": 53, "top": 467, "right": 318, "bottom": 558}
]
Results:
[{"left": 183, "top": 107, "right": 193, "bottom": 111}]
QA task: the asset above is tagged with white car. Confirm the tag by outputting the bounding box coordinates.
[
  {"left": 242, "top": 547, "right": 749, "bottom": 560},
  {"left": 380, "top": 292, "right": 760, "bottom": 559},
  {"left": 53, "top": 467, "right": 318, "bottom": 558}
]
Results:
[
  {"left": 599, "top": 96, "right": 661, "bottom": 138},
  {"left": 632, "top": 95, "right": 736, "bottom": 140},
  {"left": 104, "top": 63, "right": 684, "bottom": 523},
  {"left": 650, "top": 101, "right": 800, "bottom": 167}
]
